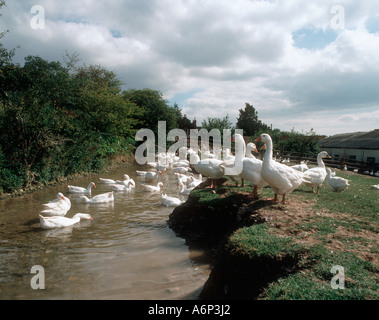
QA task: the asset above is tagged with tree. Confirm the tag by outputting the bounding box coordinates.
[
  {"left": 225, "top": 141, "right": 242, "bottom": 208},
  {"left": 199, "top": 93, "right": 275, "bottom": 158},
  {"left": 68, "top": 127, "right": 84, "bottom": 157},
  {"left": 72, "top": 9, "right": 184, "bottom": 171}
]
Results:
[
  {"left": 123, "top": 88, "right": 179, "bottom": 134},
  {"left": 0, "top": 1, "right": 8, "bottom": 42},
  {"left": 201, "top": 114, "right": 233, "bottom": 132},
  {"left": 75, "top": 65, "right": 141, "bottom": 138},
  {"left": 236, "top": 103, "right": 269, "bottom": 136}
]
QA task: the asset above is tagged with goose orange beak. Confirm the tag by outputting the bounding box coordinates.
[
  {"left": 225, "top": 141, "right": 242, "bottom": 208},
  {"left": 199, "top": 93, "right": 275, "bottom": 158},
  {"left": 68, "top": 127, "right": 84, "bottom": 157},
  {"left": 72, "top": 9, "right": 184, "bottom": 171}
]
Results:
[
  {"left": 260, "top": 144, "right": 266, "bottom": 150},
  {"left": 255, "top": 136, "right": 262, "bottom": 142}
]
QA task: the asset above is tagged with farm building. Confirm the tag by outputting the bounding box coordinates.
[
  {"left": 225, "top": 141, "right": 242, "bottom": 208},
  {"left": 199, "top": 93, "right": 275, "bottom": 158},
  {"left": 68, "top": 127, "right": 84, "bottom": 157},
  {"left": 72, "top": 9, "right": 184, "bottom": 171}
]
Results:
[{"left": 318, "top": 129, "right": 379, "bottom": 171}]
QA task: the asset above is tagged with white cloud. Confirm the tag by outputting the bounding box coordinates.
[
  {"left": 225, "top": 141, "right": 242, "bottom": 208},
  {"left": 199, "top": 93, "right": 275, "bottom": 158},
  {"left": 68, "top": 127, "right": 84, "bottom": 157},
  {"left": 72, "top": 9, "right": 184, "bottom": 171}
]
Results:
[{"left": 1, "top": 0, "right": 379, "bottom": 136}]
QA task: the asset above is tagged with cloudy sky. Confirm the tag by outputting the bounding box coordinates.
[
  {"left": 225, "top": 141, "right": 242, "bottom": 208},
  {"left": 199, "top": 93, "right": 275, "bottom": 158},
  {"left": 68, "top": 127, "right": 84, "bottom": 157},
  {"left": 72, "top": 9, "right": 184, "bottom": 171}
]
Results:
[{"left": 1, "top": 0, "right": 379, "bottom": 136}]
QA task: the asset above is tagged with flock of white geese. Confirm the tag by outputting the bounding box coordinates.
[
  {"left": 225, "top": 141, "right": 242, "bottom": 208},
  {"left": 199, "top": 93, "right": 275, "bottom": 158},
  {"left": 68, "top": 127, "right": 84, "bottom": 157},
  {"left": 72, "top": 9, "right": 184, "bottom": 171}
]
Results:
[{"left": 39, "top": 133, "right": 356, "bottom": 229}]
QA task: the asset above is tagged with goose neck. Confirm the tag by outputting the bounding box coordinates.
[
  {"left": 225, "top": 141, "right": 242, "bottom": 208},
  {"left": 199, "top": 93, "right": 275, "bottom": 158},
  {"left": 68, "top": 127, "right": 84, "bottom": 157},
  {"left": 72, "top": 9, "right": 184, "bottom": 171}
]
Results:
[
  {"left": 263, "top": 139, "right": 273, "bottom": 162},
  {"left": 317, "top": 155, "right": 325, "bottom": 168},
  {"left": 234, "top": 136, "right": 246, "bottom": 160}
]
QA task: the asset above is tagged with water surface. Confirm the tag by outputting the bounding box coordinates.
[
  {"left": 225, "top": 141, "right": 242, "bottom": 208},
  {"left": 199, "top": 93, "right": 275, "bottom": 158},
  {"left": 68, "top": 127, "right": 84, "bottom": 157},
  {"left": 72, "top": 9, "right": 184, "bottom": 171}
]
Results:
[{"left": 0, "top": 162, "right": 210, "bottom": 299}]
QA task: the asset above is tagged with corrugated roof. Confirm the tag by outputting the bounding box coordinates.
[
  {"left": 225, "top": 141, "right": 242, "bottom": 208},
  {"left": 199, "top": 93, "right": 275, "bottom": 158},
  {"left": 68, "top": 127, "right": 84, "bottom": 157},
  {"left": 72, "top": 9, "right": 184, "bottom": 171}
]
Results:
[{"left": 319, "top": 129, "right": 379, "bottom": 149}]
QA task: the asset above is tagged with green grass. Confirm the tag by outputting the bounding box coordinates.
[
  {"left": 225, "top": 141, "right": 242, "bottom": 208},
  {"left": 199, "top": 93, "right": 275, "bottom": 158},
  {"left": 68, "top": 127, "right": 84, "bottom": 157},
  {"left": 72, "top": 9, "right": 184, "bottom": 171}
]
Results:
[
  {"left": 198, "top": 171, "right": 379, "bottom": 300},
  {"left": 228, "top": 224, "right": 300, "bottom": 259},
  {"left": 262, "top": 245, "right": 379, "bottom": 300},
  {"left": 296, "top": 171, "right": 379, "bottom": 220}
]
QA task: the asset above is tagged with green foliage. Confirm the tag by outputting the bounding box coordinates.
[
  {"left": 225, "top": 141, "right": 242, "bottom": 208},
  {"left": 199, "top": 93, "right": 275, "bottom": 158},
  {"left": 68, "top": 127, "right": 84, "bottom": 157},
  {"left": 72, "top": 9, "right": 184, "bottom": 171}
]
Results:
[
  {"left": 123, "top": 88, "right": 179, "bottom": 135},
  {"left": 0, "top": 51, "right": 143, "bottom": 194},
  {"left": 236, "top": 103, "right": 270, "bottom": 136},
  {"left": 201, "top": 114, "right": 233, "bottom": 132},
  {"left": 276, "top": 128, "right": 321, "bottom": 156},
  {"left": 0, "top": 39, "right": 189, "bottom": 194},
  {"left": 252, "top": 127, "right": 322, "bottom": 156}
]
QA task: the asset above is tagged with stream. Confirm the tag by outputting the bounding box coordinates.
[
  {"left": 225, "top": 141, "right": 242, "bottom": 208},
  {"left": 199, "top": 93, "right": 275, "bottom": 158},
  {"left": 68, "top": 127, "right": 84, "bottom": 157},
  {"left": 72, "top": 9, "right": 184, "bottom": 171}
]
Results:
[{"left": 0, "top": 162, "right": 211, "bottom": 300}]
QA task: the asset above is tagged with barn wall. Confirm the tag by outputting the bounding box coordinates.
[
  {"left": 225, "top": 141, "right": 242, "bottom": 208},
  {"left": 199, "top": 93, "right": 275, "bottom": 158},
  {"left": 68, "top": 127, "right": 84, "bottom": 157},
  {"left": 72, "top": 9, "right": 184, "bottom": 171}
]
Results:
[{"left": 324, "top": 147, "right": 379, "bottom": 163}]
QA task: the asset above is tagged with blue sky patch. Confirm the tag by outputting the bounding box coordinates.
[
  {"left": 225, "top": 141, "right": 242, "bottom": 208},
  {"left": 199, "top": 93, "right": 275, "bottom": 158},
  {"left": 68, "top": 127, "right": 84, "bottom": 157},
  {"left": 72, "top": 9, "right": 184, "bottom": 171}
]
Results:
[
  {"left": 110, "top": 29, "right": 123, "bottom": 38},
  {"left": 365, "top": 15, "right": 379, "bottom": 34},
  {"left": 169, "top": 88, "right": 202, "bottom": 107},
  {"left": 292, "top": 27, "right": 338, "bottom": 50}
]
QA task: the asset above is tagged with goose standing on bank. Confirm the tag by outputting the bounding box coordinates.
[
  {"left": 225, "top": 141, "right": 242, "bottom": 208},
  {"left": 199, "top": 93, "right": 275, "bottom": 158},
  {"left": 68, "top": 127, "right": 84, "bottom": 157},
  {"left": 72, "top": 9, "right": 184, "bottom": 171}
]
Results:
[
  {"left": 237, "top": 135, "right": 268, "bottom": 197},
  {"left": 291, "top": 160, "right": 309, "bottom": 172},
  {"left": 220, "top": 134, "right": 246, "bottom": 187},
  {"left": 325, "top": 168, "right": 351, "bottom": 193},
  {"left": 303, "top": 151, "right": 331, "bottom": 193},
  {"left": 255, "top": 133, "right": 307, "bottom": 204},
  {"left": 191, "top": 154, "right": 224, "bottom": 189}
]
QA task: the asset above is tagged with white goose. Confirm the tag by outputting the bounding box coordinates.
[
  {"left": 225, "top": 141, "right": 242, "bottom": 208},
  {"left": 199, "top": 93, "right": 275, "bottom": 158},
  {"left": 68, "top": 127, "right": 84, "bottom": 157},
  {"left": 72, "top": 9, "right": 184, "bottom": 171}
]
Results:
[
  {"left": 220, "top": 135, "right": 244, "bottom": 187},
  {"left": 291, "top": 160, "right": 309, "bottom": 172},
  {"left": 175, "top": 172, "right": 192, "bottom": 184},
  {"left": 41, "top": 192, "right": 71, "bottom": 216},
  {"left": 115, "top": 174, "right": 135, "bottom": 188},
  {"left": 145, "top": 170, "right": 162, "bottom": 181},
  {"left": 256, "top": 133, "right": 307, "bottom": 204},
  {"left": 234, "top": 134, "right": 268, "bottom": 198},
  {"left": 177, "top": 179, "right": 194, "bottom": 195},
  {"left": 39, "top": 213, "right": 93, "bottom": 229},
  {"left": 191, "top": 154, "right": 224, "bottom": 189},
  {"left": 111, "top": 180, "right": 135, "bottom": 191},
  {"left": 223, "top": 148, "right": 235, "bottom": 161},
  {"left": 76, "top": 191, "right": 114, "bottom": 204},
  {"left": 325, "top": 168, "right": 351, "bottom": 193},
  {"left": 245, "top": 143, "right": 258, "bottom": 158},
  {"left": 187, "top": 174, "right": 203, "bottom": 188},
  {"left": 136, "top": 170, "right": 149, "bottom": 176},
  {"left": 99, "top": 177, "right": 117, "bottom": 184},
  {"left": 303, "top": 151, "right": 331, "bottom": 193},
  {"left": 68, "top": 182, "right": 96, "bottom": 194},
  {"left": 173, "top": 166, "right": 191, "bottom": 174},
  {"left": 140, "top": 181, "right": 164, "bottom": 192},
  {"left": 100, "top": 174, "right": 129, "bottom": 184},
  {"left": 161, "top": 193, "right": 183, "bottom": 207}
]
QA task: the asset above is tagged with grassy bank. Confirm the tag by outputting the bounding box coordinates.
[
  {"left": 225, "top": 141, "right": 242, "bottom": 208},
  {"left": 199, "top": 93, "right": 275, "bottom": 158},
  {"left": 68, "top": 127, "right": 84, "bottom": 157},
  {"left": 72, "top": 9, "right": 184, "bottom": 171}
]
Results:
[{"left": 187, "top": 171, "right": 378, "bottom": 299}]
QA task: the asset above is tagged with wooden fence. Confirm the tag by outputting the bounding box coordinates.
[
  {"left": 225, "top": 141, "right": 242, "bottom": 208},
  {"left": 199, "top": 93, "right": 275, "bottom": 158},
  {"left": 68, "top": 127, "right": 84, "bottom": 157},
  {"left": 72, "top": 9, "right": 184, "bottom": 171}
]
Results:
[{"left": 278, "top": 151, "right": 379, "bottom": 175}]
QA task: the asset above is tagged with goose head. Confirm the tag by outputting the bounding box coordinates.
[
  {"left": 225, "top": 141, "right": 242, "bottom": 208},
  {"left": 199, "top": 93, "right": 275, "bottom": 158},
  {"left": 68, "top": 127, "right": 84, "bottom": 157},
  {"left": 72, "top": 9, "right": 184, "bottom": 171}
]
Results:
[
  {"left": 255, "top": 133, "right": 271, "bottom": 144},
  {"left": 73, "top": 213, "right": 93, "bottom": 220},
  {"left": 246, "top": 143, "right": 258, "bottom": 153},
  {"left": 319, "top": 151, "right": 331, "bottom": 159}
]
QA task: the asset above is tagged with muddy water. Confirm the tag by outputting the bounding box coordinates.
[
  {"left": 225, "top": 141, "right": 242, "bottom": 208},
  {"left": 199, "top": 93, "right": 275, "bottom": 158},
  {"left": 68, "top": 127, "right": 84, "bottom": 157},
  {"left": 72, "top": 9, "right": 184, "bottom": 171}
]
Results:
[{"left": 0, "top": 162, "right": 210, "bottom": 300}]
